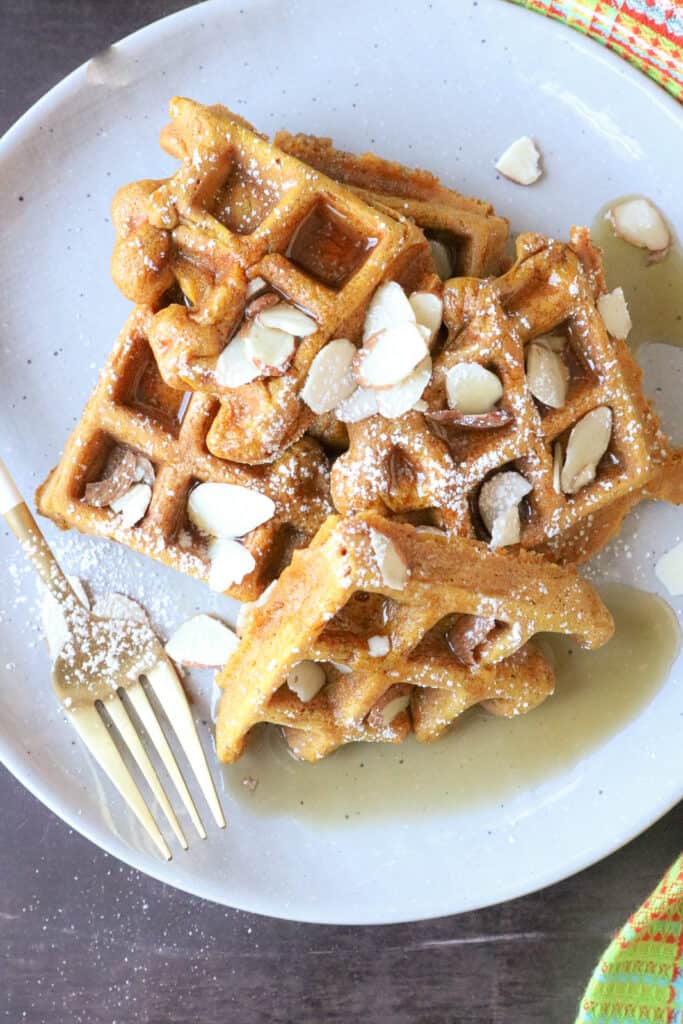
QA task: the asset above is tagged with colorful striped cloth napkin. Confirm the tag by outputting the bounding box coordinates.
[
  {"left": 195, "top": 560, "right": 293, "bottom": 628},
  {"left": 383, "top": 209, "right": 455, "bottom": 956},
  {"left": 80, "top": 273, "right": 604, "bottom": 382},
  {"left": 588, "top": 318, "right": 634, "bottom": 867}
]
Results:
[{"left": 505, "top": 3, "right": 683, "bottom": 1020}]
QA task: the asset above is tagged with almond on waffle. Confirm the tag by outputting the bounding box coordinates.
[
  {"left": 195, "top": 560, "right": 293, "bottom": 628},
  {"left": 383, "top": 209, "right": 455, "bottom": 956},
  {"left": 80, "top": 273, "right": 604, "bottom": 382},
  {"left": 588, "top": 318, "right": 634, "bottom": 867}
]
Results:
[
  {"left": 36, "top": 307, "right": 333, "bottom": 602},
  {"left": 215, "top": 513, "right": 613, "bottom": 762},
  {"left": 332, "top": 229, "right": 680, "bottom": 563},
  {"left": 274, "top": 131, "right": 509, "bottom": 279},
  {"left": 111, "top": 98, "right": 433, "bottom": 465}
]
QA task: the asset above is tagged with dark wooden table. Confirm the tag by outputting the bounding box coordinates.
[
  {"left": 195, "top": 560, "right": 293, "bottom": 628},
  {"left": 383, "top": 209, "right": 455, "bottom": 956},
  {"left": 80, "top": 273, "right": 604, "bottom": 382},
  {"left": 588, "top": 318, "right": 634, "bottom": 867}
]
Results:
[{"left": 1, "top": 3, "right": 681, "bottom": 1022}]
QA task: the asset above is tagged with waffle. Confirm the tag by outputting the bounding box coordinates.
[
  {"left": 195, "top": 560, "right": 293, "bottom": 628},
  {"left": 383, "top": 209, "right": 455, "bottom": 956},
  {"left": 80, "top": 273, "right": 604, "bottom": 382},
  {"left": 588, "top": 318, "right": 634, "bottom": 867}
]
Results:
[
  {"left": 36, "top": 307, "right": 333, "bottom": 602},
  {"left": 111, "top": 98, "right": 433, "bottom": 465},
  {"left": 274, "top": 131, "right": 510, "bottom": 278},
  {"left": 332, "top": 229, "right": 679, "bottom": 563},
  {"left": 215, "top": 513, "right": 613, "bottom": 762}
]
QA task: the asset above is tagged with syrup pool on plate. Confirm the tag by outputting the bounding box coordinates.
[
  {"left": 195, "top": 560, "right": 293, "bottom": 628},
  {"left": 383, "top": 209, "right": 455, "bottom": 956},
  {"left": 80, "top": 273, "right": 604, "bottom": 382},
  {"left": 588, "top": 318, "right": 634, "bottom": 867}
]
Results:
[
  {"left": 219, "top": 584, "right": 680, "bottom": 823},
  {"left": 591, "top": 198, "right": 683, "bottom": 351}
]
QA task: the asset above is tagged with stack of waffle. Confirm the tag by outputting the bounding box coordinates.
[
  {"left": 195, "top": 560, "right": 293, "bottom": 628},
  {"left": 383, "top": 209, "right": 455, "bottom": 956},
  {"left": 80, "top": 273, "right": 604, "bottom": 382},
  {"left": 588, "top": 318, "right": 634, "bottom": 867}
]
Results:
[{"left": 37, "top": 98, "right": 682, "bottom": 762}]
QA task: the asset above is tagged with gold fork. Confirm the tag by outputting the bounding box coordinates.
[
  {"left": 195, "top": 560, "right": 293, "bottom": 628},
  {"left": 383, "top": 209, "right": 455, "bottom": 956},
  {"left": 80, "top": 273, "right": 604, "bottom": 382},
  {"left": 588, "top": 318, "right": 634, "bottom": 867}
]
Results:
[{"left": 0, "top": 457, "right": 225, "bottom": 859}]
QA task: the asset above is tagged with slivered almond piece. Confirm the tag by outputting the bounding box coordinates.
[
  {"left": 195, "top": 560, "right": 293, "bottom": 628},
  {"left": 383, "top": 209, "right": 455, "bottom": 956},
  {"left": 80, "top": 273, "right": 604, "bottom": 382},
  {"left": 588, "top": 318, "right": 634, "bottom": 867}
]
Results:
[
  {"left": 526, "top": 342, "right": 568, "bottom": 408},
  {"left": 245, "top": 275, "right": 268, "bottom": 299},
  {"left": 41, "top": 576, "right": 90, "bottom": 662},
  {"left": 478, "top": 471, "right": 532, "bottom": 548},
  {"left": 258, "top": 301, "right": 317, "bottom": 337},
  {"left": 188, "top": 482, "right": 275, "bottom": 538},
  {"left": 428, "top": 239, "right": 453, "bottom": 280},
  {"left": 363, "top": 281, "right": 416, "bottom": 342},
  {"left": 84, "top": 447, "right": 138, "bottom": 507},
  {"left": 244, "top": 319, "right": 295, "bottom": 375},
  {"left": 597, "top": 287, "right": 632, "bottom": 340},
  {"left": 165, "top": 613, "right": 239, "bottom": 668},
  {"left": 368, "top": 635, "right": 391, "bottom": 657},
  {"left": 560, "top": 406, "right": 612, "bottom": 495},
  {"left": 446, "top": 362, "right": 503, "bottom": 414},
  {"left": 534, "top": 333, "right": 566, "bottom": 353},
  {"left": 607, "top": 197, "right": 671, "bottom": 258},
  {"left": 355, "top": 322, "right": 429, "bottom": 388},
  {"left": 447, "top": 615, "right": 496, "bottom": 666},
  {"left": 553, "top": 441, "right": 563, "bottom": 494},
  {"left": 215, "top": 333, "right": 260, "bottom": 387},
  {"left": 208, "top": 538, "right": 256, "bottom": 591},
  {"left": 409, "top": 292, "right": 443, "bottom": 346},
  {"left": 286, "top": 660, "right": 326, "bottom": 702},
  {"left": 110, "top": 482, "right": 151, "bottom": 528},
  {"left": 495, "top": 136, "right": 542, "bottom": 185},
  {"left": 376, "top": 693, "right": 411, "bottom": 726},
  {"left": 301, "top": 338, "right": 357, "bottom": 414},
  {"left": 426, "top": 407, "right": 512, "bottom": 429},
  {"left": 133, "top": 454, "right": 155, "bottom": 486},
  {"left": 369, "top": 528, "right": 409, "bottom": 590},
  {"left": 336, "top": 385, "right": 379, "bottom": 423},
  {"left": 376, "top": 356, "right": 432, "bottom": 419}
]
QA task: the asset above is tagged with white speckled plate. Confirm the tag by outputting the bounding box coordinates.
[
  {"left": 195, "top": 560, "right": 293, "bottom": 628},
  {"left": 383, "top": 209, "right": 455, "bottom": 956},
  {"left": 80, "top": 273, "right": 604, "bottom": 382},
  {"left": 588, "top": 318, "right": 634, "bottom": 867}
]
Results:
[{"left": 0, "top": 0, "right": 681, "bottom": 924}]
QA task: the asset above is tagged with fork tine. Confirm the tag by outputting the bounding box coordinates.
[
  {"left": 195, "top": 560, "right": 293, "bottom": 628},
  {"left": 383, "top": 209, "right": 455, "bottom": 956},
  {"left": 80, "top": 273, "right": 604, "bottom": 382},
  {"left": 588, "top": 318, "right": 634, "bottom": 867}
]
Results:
[
  {"left": 145, "top": 658, "right": 226, "bottom": 829},
  {"left": 126, "top": 679, "right": 208, "bottom": 838},
  {"left": 105, "top": 694, "right": 188, "bottom": 850},
  {"left": 68, "top": 705, "right": 172, "bottom": 861}
]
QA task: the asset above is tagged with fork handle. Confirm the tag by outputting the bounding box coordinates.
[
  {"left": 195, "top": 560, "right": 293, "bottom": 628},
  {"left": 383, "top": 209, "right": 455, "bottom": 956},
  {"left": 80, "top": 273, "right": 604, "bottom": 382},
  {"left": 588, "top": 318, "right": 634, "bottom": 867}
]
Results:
[{"left": 0, "top": 457, "right": 77, "bottom": 605}]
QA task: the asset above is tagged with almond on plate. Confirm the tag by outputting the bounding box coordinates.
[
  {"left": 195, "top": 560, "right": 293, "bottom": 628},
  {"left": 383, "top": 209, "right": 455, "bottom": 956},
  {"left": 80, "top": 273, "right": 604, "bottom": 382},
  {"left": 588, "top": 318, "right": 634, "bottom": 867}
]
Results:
[
  {"left": 495, "top": 136, "right": 542, "bottom": 186},
  {"left": 187, "top": 482, "right": 275, "bottom": 538},
  {"left": 606, "top": 197, "right": 671, "bottom": 260},
  {"left": 208, "top": 537, "right": 256, "bottom": 591},
  {"left": 165, "top": 613, "right": 239, "bottom": 668},
  {"left": 301, "top": 338, "right": 357, "bottom": 414}
]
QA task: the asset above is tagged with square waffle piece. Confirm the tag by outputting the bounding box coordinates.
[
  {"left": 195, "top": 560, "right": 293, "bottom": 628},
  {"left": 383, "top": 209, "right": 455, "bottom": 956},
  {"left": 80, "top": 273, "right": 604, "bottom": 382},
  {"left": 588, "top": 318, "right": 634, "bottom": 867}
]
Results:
[
  {"left": 36, "top": 307, "right": 333, "bottom": 602},
  {"left": 274, "top": 130, "right": 510, "bottom": 279},
  {"left": 332, "top": 229, "right": 681, "bottom": 563},
  {"left": 215, "top": 513, "right": 613, "bottom": 762},
  {"left": 110, "top": 98, "right": 433, "bottom": 465}
]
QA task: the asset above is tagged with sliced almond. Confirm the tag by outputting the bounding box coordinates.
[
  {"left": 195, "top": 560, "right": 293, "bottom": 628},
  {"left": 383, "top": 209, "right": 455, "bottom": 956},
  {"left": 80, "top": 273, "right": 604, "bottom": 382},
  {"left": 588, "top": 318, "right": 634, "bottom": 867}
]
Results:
[
  {"left": 368, "top": 635, "right": 391, "bottom": 657},
  {"left": 534, "top": 333, "right": 566, "bottom": 353},
  {"left": 208, "top": 538, "right": 256, "bottom": 591},
  {"left": 495, "top": 136, "right": 542, "bottom": 186},
  {"left": 363, "top": 280, "right": 416, "bottom": 342},
  {"left": 428, "top": 239, "right": 453, "bottom": 280},
  {"left": 607, "top": 197, "right": 671, "bottom": 258},
  {"left": 597, "top": 287, "right": 632, "bottom": 340},
  {"left": 110, "top": 482, "right": 152, "bottom": 528},
  {"left": 245, "top": 275, "right": 268, "bottom": 299},
  {"left": 336, "top": 385, "right": 379, "bottom": 423},
  {"left": 84, "top": 447, "right": 138, "bottom": 507},
  {"left": 552, "top": 440, "right": 563, "bottom": 494},
  {"left": 655, "top": 540, "right": 683, "bottom": 597},
  {"left": 330, "top": 661, "right": 353, "bottom": 675},
  {"left": 447, "top": 615, "right": 496, "bottom": 666},
  {"left": 91, "top": 593, "right": 150, "bottom": 625},
  {"left": 257, "top": 301, "right": 317, "bottom": 337},
  {"left": 526, "top": 342, "right": 569, "bottom": 408},
  {"left": 409, "top": 292, "right": 443, "bottom": 346},
  {"left": 286, "top": 660, "right": 326, "bottom": 702},
  {"left": 478, "top": 471, "right": 532, "bottom": 548},
  {"left": 376, "top": 356, "right": 432, "bottom": 419},
  {"left": 133, "top": 454, "right": 156, "bottom": 487},
  {"left": 165, "top": 613, "right": 239, "bottom": 668},
  {"left": 376, "top": 692, "right": 411, "bottom": 726},
  {"left": 244, "top": 319, "right": 296, "bottom": 375},
  {"left": 301, "top": 338, "right": 357, "bottom": 414},
  {"left": 215, "top": 332, "right": 260, "bottom": 387},
  {"left": 188, "top": 482, "right": 275, "bottom": 538},
  {"left": 560, "top": 406, "right": 612, "bottom": 495},
  {"left": 426, "top": 407, "right": 512, "bottom": 429},
  {"left": 41, "top": 576, "right": 90, "bottom": 663},
  {"left": 355, "top": 322, "right": 429, "bottom": 389},
  {"left": 446, "top": 362, "right": 503, "bottom": 414},
  {"left": 369, "top": 528, "right": 409, "bottom": 590}
]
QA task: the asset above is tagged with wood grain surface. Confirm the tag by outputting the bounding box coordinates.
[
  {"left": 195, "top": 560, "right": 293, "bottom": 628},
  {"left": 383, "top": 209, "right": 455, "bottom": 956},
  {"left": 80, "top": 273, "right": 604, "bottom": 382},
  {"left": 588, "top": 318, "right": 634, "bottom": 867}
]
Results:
[{"left": 1, "top": 3, "right": 681, "bottom": 1022}]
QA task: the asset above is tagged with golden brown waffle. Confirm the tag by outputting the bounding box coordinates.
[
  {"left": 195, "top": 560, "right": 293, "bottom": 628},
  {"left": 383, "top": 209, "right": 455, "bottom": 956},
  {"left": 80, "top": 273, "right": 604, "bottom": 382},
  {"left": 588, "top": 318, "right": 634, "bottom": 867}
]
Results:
[
  {"left": 36, "top": 307, "right": 333, "bottom": 602},
  {"left": 274, "top": 131, "right": 509, "bottom": 278},
  {"left": 111, "top": 98, "right": 432, "bottom": 465},
  {"left": 332, "top": 230, "right": 679, "bottom": 563},
  {"left": 215, "top": 513, "right": 612, "bottom": 762}
]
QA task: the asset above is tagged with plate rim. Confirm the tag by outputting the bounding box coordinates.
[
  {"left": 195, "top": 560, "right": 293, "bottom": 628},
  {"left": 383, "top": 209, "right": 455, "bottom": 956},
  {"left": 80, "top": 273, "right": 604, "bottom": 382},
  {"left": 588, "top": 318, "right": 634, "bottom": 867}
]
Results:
[{"left": 0, "top": 0, "right": 681, "bottom": 924}]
